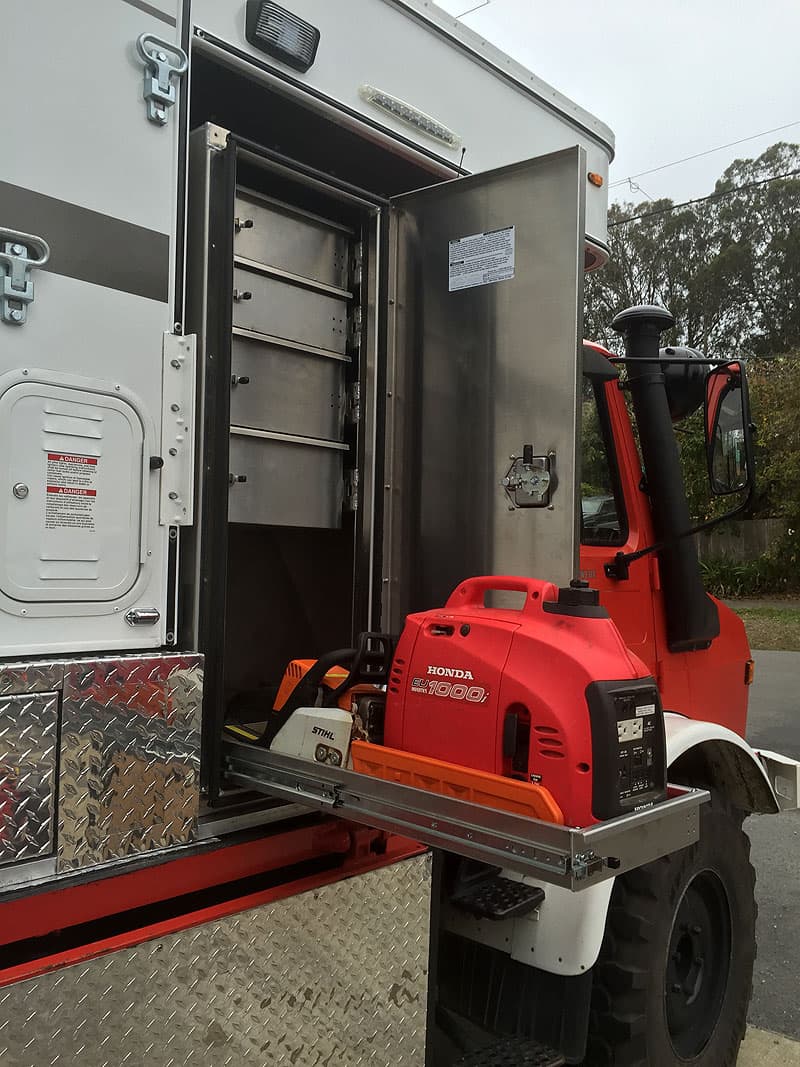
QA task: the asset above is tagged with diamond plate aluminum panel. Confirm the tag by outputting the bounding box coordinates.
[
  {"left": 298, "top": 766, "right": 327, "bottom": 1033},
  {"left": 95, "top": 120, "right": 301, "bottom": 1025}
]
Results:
[
  {"left": 58, "top": 654, "right": 203, "bottom": 871},
  {"left": 0, "top": 662, "right": 65, "bottom": 696},
  {"left": 0, "top": 692, "right": 58, "bottom": 866},
  {"left": 0, "top": 854, "right": 431, "bottom": 1067}
]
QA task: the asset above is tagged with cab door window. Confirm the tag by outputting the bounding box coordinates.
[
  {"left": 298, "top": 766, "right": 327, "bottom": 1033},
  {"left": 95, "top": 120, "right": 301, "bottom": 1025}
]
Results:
[{"left": 581, "top": 377, "right": 628, "bottom": 546}]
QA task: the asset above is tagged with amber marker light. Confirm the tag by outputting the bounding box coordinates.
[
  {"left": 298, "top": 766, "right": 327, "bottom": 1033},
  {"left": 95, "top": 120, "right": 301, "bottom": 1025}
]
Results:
[
  {"left": 587, "top": 172, "right": 604, "bottom": 187},
  {"left": 744, "top": 659, "right": 756, "bottom": 686}
]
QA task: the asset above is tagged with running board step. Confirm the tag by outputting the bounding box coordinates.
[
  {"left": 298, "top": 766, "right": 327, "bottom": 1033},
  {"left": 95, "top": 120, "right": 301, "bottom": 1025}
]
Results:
[
  {"left": 452, "top": 874, "right": 545, "bottom": 921},
  {"left": 222, "top": 740, "right": 708, "bottom": 891},
  {"left": 453, "top": 1038, "right": 565, "bottom": 1066}
]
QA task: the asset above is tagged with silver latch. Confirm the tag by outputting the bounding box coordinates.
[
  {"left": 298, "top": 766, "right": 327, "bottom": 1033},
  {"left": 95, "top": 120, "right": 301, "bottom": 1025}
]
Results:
[
  {"left": 502, "top": 447, "right": 554, "bottom": 508},
  {"left": 0, "top": 229, "right": 50, "bottom": 325},
  {"left": 135, "top": 33, "right": 188, "bottom": 126},
  {"left": 125, "top": 607, "right": 161, "bottom": 626}
]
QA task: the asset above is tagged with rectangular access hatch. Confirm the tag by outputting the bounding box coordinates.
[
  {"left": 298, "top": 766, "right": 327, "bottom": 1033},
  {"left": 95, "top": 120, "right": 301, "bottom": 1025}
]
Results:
[{"left": 0, "top": 379, "right": 145, "bottom": 603}]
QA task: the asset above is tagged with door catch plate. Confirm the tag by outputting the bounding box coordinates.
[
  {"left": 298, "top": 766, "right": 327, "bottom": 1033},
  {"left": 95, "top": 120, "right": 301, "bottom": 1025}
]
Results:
[
  {"left": 502, "top": 447, "right": 554, "bottom": 508},
  {"left": 0, "top": 230, "right": 50, "bottom": 325},
  {"left": 135, "top": 33, "right": 188, "bottom": 126}
]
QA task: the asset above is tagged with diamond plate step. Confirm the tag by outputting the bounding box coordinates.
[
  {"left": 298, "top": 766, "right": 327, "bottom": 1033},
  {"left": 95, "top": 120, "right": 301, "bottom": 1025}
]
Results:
[
  {"left": 452, "top": 875, "right": 545, "bottom": 921},
  {"left": 454, "top": 1038, "right": 565, "bottom": 1066}
]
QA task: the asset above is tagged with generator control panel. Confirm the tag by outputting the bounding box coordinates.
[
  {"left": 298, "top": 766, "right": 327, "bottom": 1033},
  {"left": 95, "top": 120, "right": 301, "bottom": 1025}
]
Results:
[{"left": 586, "top": 679, "right": 667, "bottom": 819}]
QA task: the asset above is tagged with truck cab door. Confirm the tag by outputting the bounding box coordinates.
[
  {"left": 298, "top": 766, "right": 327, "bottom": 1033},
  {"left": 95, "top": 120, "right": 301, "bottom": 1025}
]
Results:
[{"left": 579, "top": 373, "right": 659, "bottom": 673}]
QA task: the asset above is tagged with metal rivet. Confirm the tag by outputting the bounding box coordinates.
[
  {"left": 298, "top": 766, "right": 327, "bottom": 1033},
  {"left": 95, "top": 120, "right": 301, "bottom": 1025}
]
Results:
[
  {"left": 170, "top": 359, "right": 181, "bottom": 369},
  {"left": 12, "top": 483, "right": 29, "bottom": 499},
  {"left": 170, "top": 403, "right": 180, "bottom": 412},
  {"left": 168, "top": 491, "right": 179, "bottom": 500},
  {"left": 169, "top": 448, "right": 178, "bottom": 456}
]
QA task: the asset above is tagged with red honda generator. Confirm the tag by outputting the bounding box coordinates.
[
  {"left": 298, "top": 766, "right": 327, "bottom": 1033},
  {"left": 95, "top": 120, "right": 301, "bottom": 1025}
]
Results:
[{"left": 250, "top": 574, "right": 666, "bottom": 831}]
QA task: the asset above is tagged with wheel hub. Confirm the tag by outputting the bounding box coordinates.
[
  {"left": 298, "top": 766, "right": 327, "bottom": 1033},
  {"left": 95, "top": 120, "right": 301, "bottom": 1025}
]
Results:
[{"left": 665, "top": 869, "right": 732, "bottom": 1058}]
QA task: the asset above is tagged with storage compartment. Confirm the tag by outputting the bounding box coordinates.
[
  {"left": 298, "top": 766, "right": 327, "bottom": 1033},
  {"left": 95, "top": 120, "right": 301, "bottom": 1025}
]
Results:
[
  {"left": 230, "top": 334, "right": 347, "bottom": 440},
  {"left": 184, "top": 73, "right": 412, "bottom": 799},
  {"left": 231, "top": 263, "right": 350, "bottom": 354},
  {"left": 233, "top": 191, "right": 352, "bottom": 291},
  {"left": 228, "top": 429, "right": 347, "bottom": 529}
]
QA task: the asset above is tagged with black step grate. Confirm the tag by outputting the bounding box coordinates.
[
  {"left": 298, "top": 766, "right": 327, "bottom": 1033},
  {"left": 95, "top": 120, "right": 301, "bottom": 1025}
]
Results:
[
  {"left": 452, "top": 875, "right": 546, "bottom": 921},
  {"left": 454, "top": 1037, "right": 565, "bottom": 1066}
]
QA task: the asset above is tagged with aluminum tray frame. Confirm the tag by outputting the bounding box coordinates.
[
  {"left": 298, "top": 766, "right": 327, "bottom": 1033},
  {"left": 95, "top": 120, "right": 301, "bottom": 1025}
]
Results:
[{"left": 223, "top": 741, "right": 708, "bottom": 891}]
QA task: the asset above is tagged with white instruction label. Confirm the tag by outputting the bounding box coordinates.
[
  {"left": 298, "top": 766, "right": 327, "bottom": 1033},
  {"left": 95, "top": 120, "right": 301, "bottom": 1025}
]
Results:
[
  {"left": 45, "top": 453, "right": 98, "bottom": 531},
  {"left": 448, "top": 226, "right": 515, "bottom": 292},
  {"left": 636, "top": 703, "right": 657, "bottom": 718}
]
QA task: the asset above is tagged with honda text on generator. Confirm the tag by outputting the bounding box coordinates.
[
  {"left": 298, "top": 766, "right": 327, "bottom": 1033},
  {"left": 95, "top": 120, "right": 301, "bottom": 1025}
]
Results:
[{"left": 0, "top": 3, "right": 797, "bottom": 1066}]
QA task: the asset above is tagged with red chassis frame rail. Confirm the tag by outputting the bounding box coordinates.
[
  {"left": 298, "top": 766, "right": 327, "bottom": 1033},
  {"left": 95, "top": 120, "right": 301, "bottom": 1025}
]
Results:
[{"left": 0, "top": 820, "right": 425, "bottom": 988}]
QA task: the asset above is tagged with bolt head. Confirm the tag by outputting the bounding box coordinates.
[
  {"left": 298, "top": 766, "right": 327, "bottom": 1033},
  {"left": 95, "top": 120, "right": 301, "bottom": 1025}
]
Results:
[
  {"left": 157, "top": 51, "right": 167, "bottom": 61},
  {"left": 170, "top": 403, "right": 180, "bottom": 412},
  {"left": 9, "top": 309, "right": 23, "bottom": 322},
  {"left": 168, "top": 491, "right": 179, "bottom": 500},
  {"left": 170, "top": 358, "right": 181, "bottom": 369},
  {"left": 10, "top": 244, "right": 24, "bottom": 255}
]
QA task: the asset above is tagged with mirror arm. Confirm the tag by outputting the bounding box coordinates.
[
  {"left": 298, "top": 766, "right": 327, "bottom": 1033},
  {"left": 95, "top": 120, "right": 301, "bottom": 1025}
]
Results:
[{"left": 604, "top": 481, "right": 756, "bottom": 582}]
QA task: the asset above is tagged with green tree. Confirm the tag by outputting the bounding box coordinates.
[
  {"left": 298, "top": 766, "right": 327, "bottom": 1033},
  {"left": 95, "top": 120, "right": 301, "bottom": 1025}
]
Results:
[{"left": 585, "top": 142, "right": 800, "bottom": 527}]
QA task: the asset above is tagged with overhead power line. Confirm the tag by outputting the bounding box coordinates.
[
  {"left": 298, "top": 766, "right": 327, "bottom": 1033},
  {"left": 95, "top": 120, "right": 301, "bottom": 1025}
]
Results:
[
  {"left": 610, "top": 167, "right": 800, "bottom": 227},
  {"left": 610, "top": 120, "right": 800, "bottom": 188}
]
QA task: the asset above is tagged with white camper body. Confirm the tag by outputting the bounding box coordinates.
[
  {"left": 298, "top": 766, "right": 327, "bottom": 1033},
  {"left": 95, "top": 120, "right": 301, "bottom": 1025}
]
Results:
[{"left": 0, "top": 4, "right": 621, "bottom": 1064}]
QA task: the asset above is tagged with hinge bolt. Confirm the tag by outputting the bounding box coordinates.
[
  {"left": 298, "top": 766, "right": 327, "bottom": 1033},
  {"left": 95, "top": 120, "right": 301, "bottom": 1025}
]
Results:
[
  {"left": 9, "top": 309, "right": 23, "bottom": 322},
  {"left": 10, "top": 244, "right": 24, "bottom": 256}
]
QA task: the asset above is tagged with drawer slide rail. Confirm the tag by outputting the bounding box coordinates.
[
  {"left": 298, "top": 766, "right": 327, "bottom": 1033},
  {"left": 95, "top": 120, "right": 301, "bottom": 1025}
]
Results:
[{"left": 223, "top": 741, "right": 707, "bottom": 891}]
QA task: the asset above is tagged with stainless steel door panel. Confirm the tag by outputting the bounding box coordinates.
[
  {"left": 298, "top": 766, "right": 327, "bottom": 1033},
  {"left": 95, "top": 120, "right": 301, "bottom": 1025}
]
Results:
[
  {"left": 230, "top": 334, "right": 347, "bottom": 441},
  {"left": 234, "top": 190, "right": 352, "bottom": 291},
  {"left": 384, "top": 148, "right": 585, "bottom": 628},
  {"left": 229, "top": 430, "right": 347, "bottom": 529},
  {"left": 232, "top": 266, "right": 349, "bottom": 355}
]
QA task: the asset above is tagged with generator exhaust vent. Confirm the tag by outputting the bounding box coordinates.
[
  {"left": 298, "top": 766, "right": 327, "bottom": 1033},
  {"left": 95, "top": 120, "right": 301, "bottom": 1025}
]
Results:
[{"left": 245, "top": 1, "right": 320, "bottom": 73}]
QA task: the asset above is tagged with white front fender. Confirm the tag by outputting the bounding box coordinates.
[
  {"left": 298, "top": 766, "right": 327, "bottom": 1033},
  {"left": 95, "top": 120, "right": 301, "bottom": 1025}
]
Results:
[{"left": 448, "top": 714, "right": 792, "bottom": 977}]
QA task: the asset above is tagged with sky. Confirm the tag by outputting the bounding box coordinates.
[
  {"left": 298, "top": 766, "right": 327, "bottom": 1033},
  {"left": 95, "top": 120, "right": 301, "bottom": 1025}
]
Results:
[{"left": 435, "top": 0, "right": 800, "bottom": 205}]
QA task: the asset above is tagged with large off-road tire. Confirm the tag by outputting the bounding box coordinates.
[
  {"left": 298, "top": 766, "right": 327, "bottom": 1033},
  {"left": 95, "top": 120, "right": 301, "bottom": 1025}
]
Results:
[{"left": 585, "top": 796, "right": 756, "bottom": 1067}]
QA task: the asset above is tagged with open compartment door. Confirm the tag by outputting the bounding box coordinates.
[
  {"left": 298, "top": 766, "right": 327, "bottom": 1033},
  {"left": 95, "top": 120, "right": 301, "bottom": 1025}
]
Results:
[{"left": 383, "top": 147, "right": 586, "bottom": 628}]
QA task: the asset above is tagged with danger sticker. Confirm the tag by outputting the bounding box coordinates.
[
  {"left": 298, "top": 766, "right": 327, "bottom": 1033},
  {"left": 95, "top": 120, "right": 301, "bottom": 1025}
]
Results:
[
  {"left": 45, "top": 453, "right": 98, "bottom": 530},
  {"left": 448, "top": 226, "right": 515, "bottom": 292}
]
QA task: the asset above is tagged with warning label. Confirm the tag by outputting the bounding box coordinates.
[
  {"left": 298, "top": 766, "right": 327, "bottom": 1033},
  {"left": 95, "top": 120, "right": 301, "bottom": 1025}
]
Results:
[
  {"left": 448, "top": 226, "right": 515, "bottom": 292},
  {"left": 45, "top": 453, "right": 98, "bottom": 530}
]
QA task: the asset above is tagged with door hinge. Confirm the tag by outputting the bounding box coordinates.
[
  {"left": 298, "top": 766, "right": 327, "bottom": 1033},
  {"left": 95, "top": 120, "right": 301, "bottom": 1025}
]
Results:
[
  {"left": 346, "top": 381, "right": 361, "bottom": 424},
  {"left": 352, "top": 242, "right": 363, "bottom": 288},
  {"left": 349, "top": 305, "right": 363, "bottom": 351},
  {"left": 344, "top": 468, "right": 360, "bottom": 512},
  {"left": 136, "top": 33, "right": 188, "bottom": 126},
  {"left": 0, "top": 230, "right": 50, "bottom": 325}
]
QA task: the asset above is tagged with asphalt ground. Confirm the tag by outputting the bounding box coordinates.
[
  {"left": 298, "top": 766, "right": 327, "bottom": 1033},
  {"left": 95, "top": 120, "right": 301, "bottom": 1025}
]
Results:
[{"left": 743, "top": 650, "right": 800, "bottom": 1043}]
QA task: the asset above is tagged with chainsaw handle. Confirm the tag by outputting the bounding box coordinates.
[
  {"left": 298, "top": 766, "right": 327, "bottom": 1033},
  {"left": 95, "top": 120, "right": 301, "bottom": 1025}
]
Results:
[{"left": 445, "top": 575, "right": 558, "bottom": 614}]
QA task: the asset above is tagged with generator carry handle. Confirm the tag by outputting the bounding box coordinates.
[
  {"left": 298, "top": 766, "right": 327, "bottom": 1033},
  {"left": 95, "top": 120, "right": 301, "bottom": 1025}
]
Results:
[{"left": 446, "top": 575, "right": 559, "bottom": 614}]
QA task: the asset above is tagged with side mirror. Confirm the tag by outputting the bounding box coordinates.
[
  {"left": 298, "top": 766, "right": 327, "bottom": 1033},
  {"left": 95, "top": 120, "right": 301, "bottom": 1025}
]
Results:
[{"left": 705, "top": 362, "right": 754, "bottom": 495}]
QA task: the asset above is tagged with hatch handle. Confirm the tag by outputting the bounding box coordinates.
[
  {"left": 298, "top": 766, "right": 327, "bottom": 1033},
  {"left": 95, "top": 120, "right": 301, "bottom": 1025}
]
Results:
[
  {"left": 136, "top": 33, "right": 188, "bottom": 126},
  {"left": 0, "top": 230, "right": 50, "bottom": 326}
]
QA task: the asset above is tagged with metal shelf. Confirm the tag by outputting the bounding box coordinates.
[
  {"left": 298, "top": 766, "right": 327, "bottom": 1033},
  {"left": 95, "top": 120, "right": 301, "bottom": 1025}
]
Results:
[{"left": 223, "top": 741, "right": 708, "bottom": 891}]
